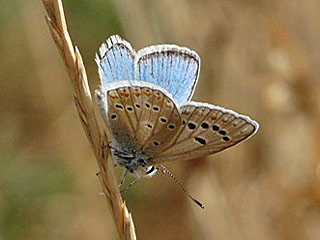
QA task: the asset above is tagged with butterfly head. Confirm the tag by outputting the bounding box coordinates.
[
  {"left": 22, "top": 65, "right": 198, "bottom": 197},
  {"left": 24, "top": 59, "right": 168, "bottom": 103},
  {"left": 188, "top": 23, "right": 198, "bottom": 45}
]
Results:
[{"left": 111, "top": 144, "right": 158, "bottom": 178}]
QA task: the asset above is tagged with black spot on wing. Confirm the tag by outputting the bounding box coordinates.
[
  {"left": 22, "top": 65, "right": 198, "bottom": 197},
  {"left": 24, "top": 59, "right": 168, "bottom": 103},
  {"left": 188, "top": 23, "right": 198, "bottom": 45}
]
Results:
[
  {"left": 152, "top": 106, "right": 160, "bottom": 111},
  {"left": 201, "top": 122, "right": 209, "bottom": 129},
  {"left": 168, "top": 124, "right": 175, "bottom": 130},
  {"left": 160, "top": 117, "right": 167, "bottom": 123},
  {"left": 153, "top": 141, "right": 160, "bottom": 147},
  {"left": 126, "top": 106, "right": 133, "bottom": 111},
  {"left": 115, "top": 104, "right": 124, "bottom": 109},
  {"left": 222, "top": 136, "right": 231, "bottom": 142},
  {"left": 187, "top": 122, "right": 196, "bottom": 130},
  {"left": 111, "top": 113, "right": 117, "bottom": 120},
  {"left": 218, "top": 130, "right": 227, "bottom": 135},
  {"left": 195, "top": 136, "right": 206, "bottom": 145},
  {"left": 212, "top": 124, "right": 220, "bottom": 131}
]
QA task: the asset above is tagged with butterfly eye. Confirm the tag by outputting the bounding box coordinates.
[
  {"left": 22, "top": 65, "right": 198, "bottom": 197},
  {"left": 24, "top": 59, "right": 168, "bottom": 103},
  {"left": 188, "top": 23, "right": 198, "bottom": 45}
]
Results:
[{"left": 137, "top": 158, "right": 146, "bottom": 167}]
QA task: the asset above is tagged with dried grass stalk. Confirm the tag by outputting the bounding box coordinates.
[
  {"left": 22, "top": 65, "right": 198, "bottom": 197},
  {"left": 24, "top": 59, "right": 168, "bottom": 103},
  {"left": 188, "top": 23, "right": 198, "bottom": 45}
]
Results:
[{"left": 41, "top": 0, "right": 136, "bottom": 239}]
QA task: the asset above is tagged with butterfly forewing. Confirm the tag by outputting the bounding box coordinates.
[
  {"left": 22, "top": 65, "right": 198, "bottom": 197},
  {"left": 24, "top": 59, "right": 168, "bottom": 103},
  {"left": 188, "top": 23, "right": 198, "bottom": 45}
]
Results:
[
  {"left": 133, "top": 87, "right": 156, "bottom": 146},
  {"left": 95, "top": 87, "right": 137, "bottom": 149},
  {"left": 97, "top": 82, "right": 182, "bottom": 153},
  {"left": 96, "top": 35, "right": 135, "bottom": 87},
  {"left": 115, "top": 86, "right": 139, "bottom": 130},
  {"left": 154, "top": 102, "right": 258, "bottom": 162},
  {"left": 128, "top": 86, "right": 143, "bottom": 129}
]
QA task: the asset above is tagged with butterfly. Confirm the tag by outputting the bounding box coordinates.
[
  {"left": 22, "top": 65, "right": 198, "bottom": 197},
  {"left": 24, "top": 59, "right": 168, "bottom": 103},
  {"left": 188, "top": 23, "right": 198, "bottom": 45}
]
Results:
[{"left": 95, "top": 35, "right": 259, "bottom": 203}]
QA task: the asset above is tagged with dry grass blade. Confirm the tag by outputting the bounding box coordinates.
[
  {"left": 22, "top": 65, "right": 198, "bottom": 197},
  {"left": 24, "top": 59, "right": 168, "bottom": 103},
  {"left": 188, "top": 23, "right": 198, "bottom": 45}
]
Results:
[{"left": 41, "top": 0, "right": 136, "bottom": 239}]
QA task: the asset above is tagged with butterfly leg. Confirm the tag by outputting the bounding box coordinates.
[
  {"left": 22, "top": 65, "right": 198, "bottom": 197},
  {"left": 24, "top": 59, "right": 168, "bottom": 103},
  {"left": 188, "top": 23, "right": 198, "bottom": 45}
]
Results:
[
  {"left": 99, "top": 142, "right": 118, "bottom": 167},
  {"left": 121, "top": 172, "right": 141, "bottom": 193},
  {"left": 107, "top": 140, "right": 114, "bottom": 149},
  {"left": 118, "top": 169, "right": 128, "bottom": 187}
]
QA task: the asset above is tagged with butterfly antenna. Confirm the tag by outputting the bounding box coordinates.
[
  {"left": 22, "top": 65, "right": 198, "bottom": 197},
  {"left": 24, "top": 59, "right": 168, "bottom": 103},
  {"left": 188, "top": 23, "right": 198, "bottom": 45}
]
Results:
[{"left": 160, "top": 165, "right": 204, "bottom": 209}]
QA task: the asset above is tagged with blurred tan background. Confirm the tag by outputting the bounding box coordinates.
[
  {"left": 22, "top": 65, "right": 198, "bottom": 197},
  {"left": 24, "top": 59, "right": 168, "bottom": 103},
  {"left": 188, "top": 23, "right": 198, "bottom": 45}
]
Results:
[{"left": 1, "top": 0, "right": 320, "bottom": 239}]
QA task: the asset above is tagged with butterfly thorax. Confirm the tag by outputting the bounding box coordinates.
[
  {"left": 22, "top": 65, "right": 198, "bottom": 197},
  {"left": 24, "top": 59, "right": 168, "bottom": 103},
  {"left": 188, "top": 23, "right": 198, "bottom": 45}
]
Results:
[{"left": 111, "top": 144, "right": 158, "bottom": 178}]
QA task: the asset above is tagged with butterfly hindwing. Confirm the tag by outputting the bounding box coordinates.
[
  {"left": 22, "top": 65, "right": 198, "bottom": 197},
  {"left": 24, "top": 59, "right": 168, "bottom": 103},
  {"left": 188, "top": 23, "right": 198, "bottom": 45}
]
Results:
[
  {"left": 155, "top": 102, "right": 258, "bottom": 162},
  {"left": 130, "top": 83, "right": 181, "bottom": 152},
  {"left": 141, "top": 88, "right": 181, "bottom": 155},
  {"left": 136, "top": 45, "right": 200, "bottom": 104}
]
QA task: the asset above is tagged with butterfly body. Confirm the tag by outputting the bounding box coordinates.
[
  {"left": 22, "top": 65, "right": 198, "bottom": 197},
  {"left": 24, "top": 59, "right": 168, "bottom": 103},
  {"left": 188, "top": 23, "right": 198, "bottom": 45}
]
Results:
[
  {"left": 95, "top": 35, "right": 259, "bottom": 183},
  {"left": 109, "top": 144, "right": 157, "bottom": 178}
]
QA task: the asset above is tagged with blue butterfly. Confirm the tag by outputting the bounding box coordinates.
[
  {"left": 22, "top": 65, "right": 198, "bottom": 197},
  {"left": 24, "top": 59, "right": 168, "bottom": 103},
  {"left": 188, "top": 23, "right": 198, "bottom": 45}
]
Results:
[{"left": 95, "top": 35, "right": 259, "bottom": 205}]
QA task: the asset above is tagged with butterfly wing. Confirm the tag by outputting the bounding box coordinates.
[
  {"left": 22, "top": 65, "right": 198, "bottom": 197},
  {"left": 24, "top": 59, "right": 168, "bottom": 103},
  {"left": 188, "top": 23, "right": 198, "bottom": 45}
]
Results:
[
  {"left": 95, "top": 35, "right": 258, "bottom": 163},
  {"left": 96, "top": 84, "right": 137, "bottom": 149},
  {"left": 153, "top": 101, "right": 259, "bottom": 163},
  {"left": 96, "top": 34, "right": 200, "bottom": 104},
  {"left": 96, "top": 35, "right": 135, "bottom": 88},
  {"left": 95, "top": 81, "right": 181, "bottom": 151},
  {"left": 135, "top": 45, "right": 200, "bottom": 104}
]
